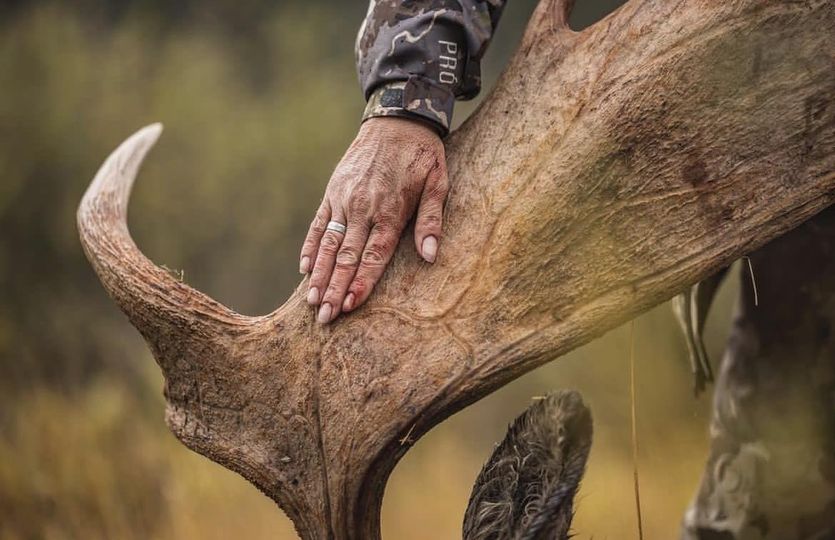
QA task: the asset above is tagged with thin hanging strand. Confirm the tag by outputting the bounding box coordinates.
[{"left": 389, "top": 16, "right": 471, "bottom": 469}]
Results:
[
  {"left": 630, "top": 320, "right": 645, "bottom": 540},
  {"left": 743, "top": 256, "right": 759, "bottom": 306}
]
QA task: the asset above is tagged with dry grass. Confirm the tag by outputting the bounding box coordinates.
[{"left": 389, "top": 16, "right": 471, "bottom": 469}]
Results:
[
  {"left": 0, "top": 365, "right": 296, "bottom": 540},
  {"left": 1, "top": 290, "right": 736, "bottom": 538}
]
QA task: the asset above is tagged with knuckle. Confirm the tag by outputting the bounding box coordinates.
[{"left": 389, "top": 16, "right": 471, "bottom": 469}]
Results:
[
  {"left": 427, "top": 187, "right": 447, "bottom": 204},
  {"left": 319, "top": 233, "right": 341, "bottom": 254},
  {"left": 349, "top": 276, "right": 370, "bottom": 298},
  {"left": 410, "top": 146, "right": 436, "bottom": 171},
  {"left": 419, "top": 211, "right": 442, "bottom": 228},
  {"left": 325, "top": 283, "right": 344, "bottom": 299},
  {"left": 426, "top": 178, "right": 449, "bottom": 200},
  {"left": 308, "top": 270, "right": 326, "bottom": 286},
  {"left": 374, "top": 211, "right": 400, "bottom": 232},
  {"left": 348, "top": 190, "right": 372, "bottom": 214},
  {"left": 362, "top": 243, "right": 390, "bottom": 266},
  {"left": 336, "top": 248, "right": 360, "bottom": 267},
  {"left": 311, "top": 209, "right": 329, "bottom": 231},
  {"left": 416, "top": 147, "right": 445, "bottom": 174}
]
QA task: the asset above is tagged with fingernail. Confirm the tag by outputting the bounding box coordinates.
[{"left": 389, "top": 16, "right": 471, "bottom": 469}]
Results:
[
  {"left": 299, "top": 256, "right": 310, "bottom": 274},
  {"left": 307, "top": 287, "right": 319, "bottom": 304},
  {"left": 422, "top": 235, "right": 438, "bottom": 263},
  {"left": 343, "top": 293, "right": 355, "bottom": 312},
  {"left": 317, "top": 302, "right": 332, "bottom": 324}
]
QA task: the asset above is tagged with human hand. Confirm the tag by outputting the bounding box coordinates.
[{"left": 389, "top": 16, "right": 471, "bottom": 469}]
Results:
[{"left": 299, "top": 116, "right": 450, "bottom": 324}]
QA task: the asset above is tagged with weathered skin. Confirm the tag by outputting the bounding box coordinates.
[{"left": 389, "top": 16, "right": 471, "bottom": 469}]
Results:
[
  {"left": 682, "top": 206, "right": 835, "bottom": 539},
  {"left": 298, "top": 116, "right": 449, "bottom": 324},
  {"left": 357, "top": 0, "right": 507, "bottom": 134}
]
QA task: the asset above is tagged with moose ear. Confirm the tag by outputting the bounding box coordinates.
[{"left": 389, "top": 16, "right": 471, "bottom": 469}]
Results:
[{"left": 463, "top": 391, "right": 592, "bottom": 540}]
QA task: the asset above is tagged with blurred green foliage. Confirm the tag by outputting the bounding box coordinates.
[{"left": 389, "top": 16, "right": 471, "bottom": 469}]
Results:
[
  {"left": 0, "top": 1, "right": 366, "bottom": 392},
  {"left": 0, "top": 1, "right": 735, "bottom": 538}
]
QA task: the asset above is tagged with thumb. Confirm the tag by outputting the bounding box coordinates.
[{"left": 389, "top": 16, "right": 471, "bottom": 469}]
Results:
[{"left": 414, "top": 161, "right": 449, "bottom": 263}]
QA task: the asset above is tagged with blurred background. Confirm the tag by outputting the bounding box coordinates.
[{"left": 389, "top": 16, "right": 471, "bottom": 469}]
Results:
[{"left": 0, "top": 0, "right": 742, "bottom": 537}]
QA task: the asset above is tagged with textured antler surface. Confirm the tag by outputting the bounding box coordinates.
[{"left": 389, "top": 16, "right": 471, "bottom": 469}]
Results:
[{"left": 78, "top": 0, "right": 835, "bottom": 538}]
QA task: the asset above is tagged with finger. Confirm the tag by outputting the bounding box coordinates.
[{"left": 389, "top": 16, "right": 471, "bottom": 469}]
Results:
[
  {"left": 413, "top": 160, "right": 449, "bottom": 263},
  {"left": 342, "top": 219, "right": 401, "bottom": 312},
  {"left": 318, "top": 216, "right": 371, "bottom": 324},
  {"left": 307, "top": 208, "right": 346, "bottom": 308},
  {"left": 299, "top": 202, "right": 330, "bottom": 274}
]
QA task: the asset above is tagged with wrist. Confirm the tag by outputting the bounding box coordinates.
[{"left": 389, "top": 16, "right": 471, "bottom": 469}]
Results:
[{"left": 360, "top": 116, "right": 441, "bottom": 141}]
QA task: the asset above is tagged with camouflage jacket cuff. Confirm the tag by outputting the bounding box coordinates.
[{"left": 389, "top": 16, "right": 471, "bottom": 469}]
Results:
[{"left": 362, "top": 79, "right": 454, "bottom": 137}]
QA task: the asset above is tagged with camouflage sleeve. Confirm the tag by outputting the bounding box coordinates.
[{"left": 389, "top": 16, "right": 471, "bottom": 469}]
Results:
[{"left": 356, "top": 0, "right": 507, "bottom": 136}]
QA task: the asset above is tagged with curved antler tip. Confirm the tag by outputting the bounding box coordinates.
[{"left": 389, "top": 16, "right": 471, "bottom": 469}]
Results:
[
  {"left": 142, "top": 121, "right": 164, "bottom": 140},
  {"left": 113, "top": 122, "right": 165, "bottom": 161},
  {"left": 77, "top": 121, "right": 168, "bottom": 255},
  {"left": 126, "top": 122, "right": 164, "bottom": 158}
]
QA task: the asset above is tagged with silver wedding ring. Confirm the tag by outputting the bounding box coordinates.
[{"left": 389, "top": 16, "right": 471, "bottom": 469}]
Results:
[{"left": 326, "top": 220, "right": 347, "bottom": 235}]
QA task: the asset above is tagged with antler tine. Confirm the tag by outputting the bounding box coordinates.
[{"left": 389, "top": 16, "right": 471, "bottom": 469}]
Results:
[
  {"left": 77, "top": 124, "right": 253, "bottom": 372},
  {"left": 524, "top": 0, "right": 577, "bottom": 39}
]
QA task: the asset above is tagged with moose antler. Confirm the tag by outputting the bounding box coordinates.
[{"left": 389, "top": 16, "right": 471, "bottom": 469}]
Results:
[{"left": 78, "top": 0, "right": 835, "bottom": 538}]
